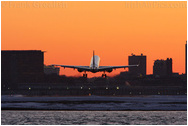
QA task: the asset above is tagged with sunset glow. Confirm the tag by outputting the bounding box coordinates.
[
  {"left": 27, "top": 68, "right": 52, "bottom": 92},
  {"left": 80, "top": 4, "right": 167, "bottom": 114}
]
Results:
[{"left": 1, "top": 1, "right": 187, "bottom": 77}]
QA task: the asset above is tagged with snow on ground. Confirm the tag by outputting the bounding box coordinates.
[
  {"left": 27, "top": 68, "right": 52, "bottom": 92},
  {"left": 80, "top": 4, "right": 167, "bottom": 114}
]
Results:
[{"left": 1, "top": 95, "right": 187, "bottom": 110}]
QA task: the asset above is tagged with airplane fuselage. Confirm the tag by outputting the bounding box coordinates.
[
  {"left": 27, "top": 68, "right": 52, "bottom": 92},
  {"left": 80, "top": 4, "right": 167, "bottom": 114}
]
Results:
[{"left": 89, "top": 55, "right": 100, "bottom": 73}]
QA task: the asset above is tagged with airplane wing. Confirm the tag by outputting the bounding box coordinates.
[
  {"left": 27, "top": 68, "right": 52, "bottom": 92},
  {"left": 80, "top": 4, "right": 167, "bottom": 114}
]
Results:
[
  {"left": 98, "top": 64, "right": 139, "bottom": 71},
  {"left": 51, "top": 64, "right": 91, "bottom": 71}
]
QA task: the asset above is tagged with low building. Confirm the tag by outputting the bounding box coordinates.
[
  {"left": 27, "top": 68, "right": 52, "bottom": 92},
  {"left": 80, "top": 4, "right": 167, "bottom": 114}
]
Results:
[{"left": 44, "top": 65, "right": 60, "bottom": 75}]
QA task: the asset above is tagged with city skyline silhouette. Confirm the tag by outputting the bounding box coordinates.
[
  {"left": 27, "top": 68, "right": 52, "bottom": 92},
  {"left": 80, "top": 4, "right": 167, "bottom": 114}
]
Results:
[{"left": 1, "top": 1, "right": 187, "bottom": 77}]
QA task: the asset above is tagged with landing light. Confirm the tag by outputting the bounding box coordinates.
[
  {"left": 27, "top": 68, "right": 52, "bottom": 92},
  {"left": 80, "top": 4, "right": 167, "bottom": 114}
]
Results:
[
  {"left": 29, "top": 87, "right": 31, "bottom": 90},
  {"left": 116, "top": 87, "right": 119, "bottom": 90}
]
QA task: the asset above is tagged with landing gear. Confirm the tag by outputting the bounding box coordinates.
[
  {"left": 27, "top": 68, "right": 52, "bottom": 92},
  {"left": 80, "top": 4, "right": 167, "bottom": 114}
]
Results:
[
  {"left": 102, "top": 73, "right": 107, "bottom": 78},
  {"left": 83, "top": 71, "right": 87, "bottom": 78},
  {"left": 83, "top": 73, "right": 87, "bottom": 78}
]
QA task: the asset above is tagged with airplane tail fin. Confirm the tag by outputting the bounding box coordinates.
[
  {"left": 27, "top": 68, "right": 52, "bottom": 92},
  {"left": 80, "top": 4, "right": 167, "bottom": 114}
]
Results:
[{"left": 93, "top": 50, "right": 95, "bottom": 68}]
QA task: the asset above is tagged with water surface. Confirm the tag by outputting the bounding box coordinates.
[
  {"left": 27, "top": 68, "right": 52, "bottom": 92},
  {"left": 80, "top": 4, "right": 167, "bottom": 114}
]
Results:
[{"left": 1, "top": 111, "right": 186, "bottom": 125}]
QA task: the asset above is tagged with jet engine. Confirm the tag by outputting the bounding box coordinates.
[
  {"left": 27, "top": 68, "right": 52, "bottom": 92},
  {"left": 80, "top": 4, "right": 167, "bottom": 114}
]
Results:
[
  {"left": 107, "top": 69, "right": 113, "bottom": 73},
  {"left": 77, "top": 69, "right": 83, "bottom": 72}
]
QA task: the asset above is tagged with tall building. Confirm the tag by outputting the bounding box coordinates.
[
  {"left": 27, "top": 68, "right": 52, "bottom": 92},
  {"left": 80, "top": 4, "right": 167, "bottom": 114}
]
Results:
[
  {"left": 185, "top": 41, "right": 187, "bottom": 74},
  {"left": 128, "top": 53, "right": 146, "bottom": 76},
  {"left": 1, "top": 50, "right": 44, "bottom": 88},
  {"left": 153, "top": 58, "right": 172, "bottom": 77}
]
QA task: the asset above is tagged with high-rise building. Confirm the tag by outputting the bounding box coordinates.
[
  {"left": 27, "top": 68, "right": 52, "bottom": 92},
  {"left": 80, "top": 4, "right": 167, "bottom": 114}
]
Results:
[
  {"left": 185, "top": 41, "right": 187, "bottom": 74},
  {"left": 1, "top": 50, "right": 44, "bottom": 88},
  {"left": 153, "top": 58, "right": 172, "bottom": 77},
  {"left": 128, "top": 53, "right": 146, "bottom": 76}
]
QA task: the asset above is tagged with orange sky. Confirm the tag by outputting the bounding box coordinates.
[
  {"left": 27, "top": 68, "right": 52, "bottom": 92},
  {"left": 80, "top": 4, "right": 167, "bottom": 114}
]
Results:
[{"left": 1, "top": 1, "right": 187, "bottom": 77}]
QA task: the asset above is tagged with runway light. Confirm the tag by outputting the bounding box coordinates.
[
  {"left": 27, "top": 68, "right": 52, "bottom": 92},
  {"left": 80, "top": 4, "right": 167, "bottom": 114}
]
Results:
[
  {"left": 177, "top": 92, "right": 179, "bottom": 95},
  {"left": 116, "top": 87, "right": 119, "bottom": 90},
  {"left": 29, "top": 87, "right": 31, "bottom": 90},
  {"left": 89, "top": 88, "right": 90, "bottom": 90},
  {"left": 130, "top": 92, "right": 132, "bottom": 94},
  {"left": 49, "top": 87, "right": 51, "bottom": 90},
  {"left": 67, "top": 87, "right": 69, "bottom": 90},
  {"left": 8, "top": 87, "right": 10, "bottom": 90},
  {"left": 81, "top": 87, "right": 83, "bottom": 89},
  {"left": 106, "top": 87, "right": 108, "bottom": 90},
  {"left": 158, "top": 92, "right": 160, "bottom": 95}
]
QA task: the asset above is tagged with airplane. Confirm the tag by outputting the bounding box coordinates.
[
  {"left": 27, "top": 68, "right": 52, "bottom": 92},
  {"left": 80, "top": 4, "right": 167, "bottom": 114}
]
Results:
[{"left": 52, "top": 51, "right": 139, "bottom": 78}]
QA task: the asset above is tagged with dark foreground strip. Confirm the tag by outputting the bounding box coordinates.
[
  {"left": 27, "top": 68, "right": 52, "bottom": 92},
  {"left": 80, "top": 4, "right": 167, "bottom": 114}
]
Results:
[{"left": 2, "top": 108, "right": 187, "bottom": 111}]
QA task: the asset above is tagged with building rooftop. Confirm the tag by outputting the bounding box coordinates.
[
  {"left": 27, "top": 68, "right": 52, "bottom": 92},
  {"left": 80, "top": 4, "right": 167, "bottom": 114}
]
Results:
[
  {"left": 2, "top": 50, "right": 43, "bottom": 52},
  {"left": 130, "top": 53, "right": 146, "bottom": 56}
]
